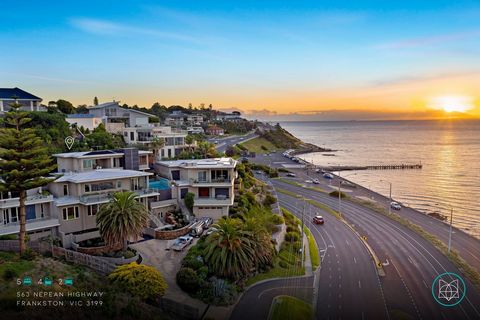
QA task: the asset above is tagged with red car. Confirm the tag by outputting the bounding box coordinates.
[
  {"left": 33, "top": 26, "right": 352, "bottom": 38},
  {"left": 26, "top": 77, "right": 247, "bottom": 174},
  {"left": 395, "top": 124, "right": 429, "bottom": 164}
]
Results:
[{"left": 313, "top": 215, "right": 324, "bottom": 224}]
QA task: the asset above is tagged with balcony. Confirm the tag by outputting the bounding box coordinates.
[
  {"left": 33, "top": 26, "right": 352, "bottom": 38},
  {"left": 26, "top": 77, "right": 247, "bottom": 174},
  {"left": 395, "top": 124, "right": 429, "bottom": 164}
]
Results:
[
  {"left": 0, "top": 193, "right": 54, "bottom": 208},
  {"left": 134, "top": 188, "right": 160, "bottom": 198},
  {"left": 195, "top": 196, "right": 233, "bottom": 206},
  {"left": 79, "top": 193, "right": 112, "bottom": 205},
  {"left": 190, "top": 178, "right": 233, "bottom": 186},
  {"left": 0, "top": 217, "right": 60, "bottom": 236}
]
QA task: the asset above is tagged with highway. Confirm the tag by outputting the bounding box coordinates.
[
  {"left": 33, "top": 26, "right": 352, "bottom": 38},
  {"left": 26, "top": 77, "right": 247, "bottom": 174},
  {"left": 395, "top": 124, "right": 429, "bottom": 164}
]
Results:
[
  {"left": 271, "top": 177, "right": 480, "bottom": 319},
  {"left": 277, "top": 191, "right": 388, "bottom": 319},
  {"left": 208, "top": 132, "right": 257, "bottom": 153},
  {"left": 219, "top": 145, "right": 480, "bottom": 319}
]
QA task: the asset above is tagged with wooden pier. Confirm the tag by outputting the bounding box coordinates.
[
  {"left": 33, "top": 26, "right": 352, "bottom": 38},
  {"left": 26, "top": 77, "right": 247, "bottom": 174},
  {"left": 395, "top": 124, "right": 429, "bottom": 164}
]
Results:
[{"left": 320, "top": 163, "right": 423, "bottom": 171}]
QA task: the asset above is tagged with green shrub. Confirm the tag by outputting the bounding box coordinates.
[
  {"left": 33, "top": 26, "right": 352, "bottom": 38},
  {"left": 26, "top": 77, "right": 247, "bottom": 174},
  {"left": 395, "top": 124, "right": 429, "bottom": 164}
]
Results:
[
  {"left": 21, "top": 248, "right": 36, "bottom": 261},
  {"left": 329, "top": 190, "right": 347, "bottom": 199},
  {"left": 278, "top": 260, "right": 288, "bottom": 269},
  {"left": 3, "top": 267, "right": 18, "bottom": 280},
  {"left": 271, "top": 214, "right": 284, "bottom": 225},
  {"left": 0, "top": 234, "right": 17, "bottom": 240},
  {"left": 285, "top": 232, "right": 300, "bottom": 242},
  {"left": 185, "top": 192, "right": 195, "bottom": 211},
  {"left": 263, "top": 193, "right": 277, "bottom": 207},
  {"left": 176, "top": 267, "right": 201, "bottom": 293},
  {"left": 123, "top": 250, "right": 136, "bottom": 259},
  {"left": 183, "top": 256, "right": 204, "bottom": 270},
  {"left": 109, "top": 262, "right": 168, "bottom": 300},
  {"left": 261, "top": 145, "right": 268, "bottom": 151}
]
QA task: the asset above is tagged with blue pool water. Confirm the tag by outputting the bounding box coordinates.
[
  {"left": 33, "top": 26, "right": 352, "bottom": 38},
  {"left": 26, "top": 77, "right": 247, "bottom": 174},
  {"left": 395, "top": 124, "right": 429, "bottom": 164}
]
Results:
[{"left": 149, "top": 178, "right": 171, "bottom": 190}]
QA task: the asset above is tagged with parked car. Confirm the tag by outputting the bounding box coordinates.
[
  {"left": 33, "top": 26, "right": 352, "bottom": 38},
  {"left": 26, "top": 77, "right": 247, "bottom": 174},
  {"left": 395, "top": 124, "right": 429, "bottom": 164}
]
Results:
[
  {"left": 323, "top": 173, "right": 334, "bottom": 179},
  {"left": 390, "top": 201, "right": 402, "bottom": 210},
  {"left": 313, "top": 179, "right": 320, "bottom": 184},
  {"left": 199, "top": 217, "right": 213, "bottom": 229},
  {"left": 313, "top": 215, "right": 325, "bottom": 224},
  {"left": 190, "top": 224, "right": 204, "bottom": 237},
  {"left": 286, "top": 173, "right": 296, "bottom": 177},
  {"left": 205, "top": 227, "right": 219, "bottom": 236},
  {"left": 256, "top": 170, "right": 263, "bottom": 174},
  {"left": 169, "top": 235, "right": 193, "bottom": 251},
  {"left": 305, "top": 180, "right": 313, "bottom": 183},
  {"left": 315, "top": 168, "right": 321, "bottom": 173}
]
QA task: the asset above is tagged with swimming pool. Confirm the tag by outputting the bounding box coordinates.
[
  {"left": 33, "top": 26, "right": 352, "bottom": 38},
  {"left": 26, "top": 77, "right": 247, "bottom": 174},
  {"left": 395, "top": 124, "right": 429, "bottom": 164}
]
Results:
[{"left": 149, "top": 178, "right": 171, "bottom": 190}]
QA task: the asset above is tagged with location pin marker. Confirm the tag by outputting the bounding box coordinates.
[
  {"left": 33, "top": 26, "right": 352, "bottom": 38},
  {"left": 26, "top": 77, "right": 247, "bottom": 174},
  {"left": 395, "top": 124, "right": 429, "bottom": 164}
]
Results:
[{"left": 65, "top": 136, "right": 75, "bottom": 150}]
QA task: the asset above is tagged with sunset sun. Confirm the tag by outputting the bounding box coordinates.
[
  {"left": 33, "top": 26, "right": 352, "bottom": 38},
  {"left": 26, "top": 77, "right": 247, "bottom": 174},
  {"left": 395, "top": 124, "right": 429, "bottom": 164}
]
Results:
[{"left": 429, "top": 95, "right": 474, "bottom": 113}]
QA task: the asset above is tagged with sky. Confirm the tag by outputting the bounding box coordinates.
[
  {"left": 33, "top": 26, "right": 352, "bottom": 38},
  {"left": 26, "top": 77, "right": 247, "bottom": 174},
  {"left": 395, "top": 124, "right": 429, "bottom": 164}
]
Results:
[{"left": 2, "top": 0, "right": 480, "bottom": 120}]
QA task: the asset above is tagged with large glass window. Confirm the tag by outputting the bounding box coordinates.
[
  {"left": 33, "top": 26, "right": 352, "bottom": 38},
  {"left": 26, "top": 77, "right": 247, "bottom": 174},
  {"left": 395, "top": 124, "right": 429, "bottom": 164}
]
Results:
[
  {"left": 83, "top": 159, "right": 94, "bottom": 169},
  {"left": 198, "top": 171, "right": 207, "bottom": 182},
  {"left": 62, "top": 206, "right": 79, "bottom": 220}
]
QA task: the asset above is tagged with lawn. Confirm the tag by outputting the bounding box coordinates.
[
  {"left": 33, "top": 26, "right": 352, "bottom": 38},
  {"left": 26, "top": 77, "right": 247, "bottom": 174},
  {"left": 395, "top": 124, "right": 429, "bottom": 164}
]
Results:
[
  {"left": 240, "top": 137, "right": 279, "bottom": 153},
  {"left": 0, "top": 251, "right": 35, "bottom": 279},
  {"left": 269, "top": 295, "right": 313, "bottom": 320},
  {"left": 303, "top": 226, "right": 320, "bottom": 270}
]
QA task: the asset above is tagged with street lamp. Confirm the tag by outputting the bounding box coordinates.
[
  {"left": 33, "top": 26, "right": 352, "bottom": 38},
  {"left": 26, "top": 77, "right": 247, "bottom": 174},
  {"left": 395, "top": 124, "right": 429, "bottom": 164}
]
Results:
[{"left": 380, "top": 180, "right": 392, "bottom": 215}]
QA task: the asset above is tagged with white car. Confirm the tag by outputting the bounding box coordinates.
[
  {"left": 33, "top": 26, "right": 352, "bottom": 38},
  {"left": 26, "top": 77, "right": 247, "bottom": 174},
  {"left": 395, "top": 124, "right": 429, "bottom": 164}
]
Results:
[
  {"left": 313, "top": 179, "right": 320, "bottom": 184},
  {"left": 169, "top": 235, "right": 194, "bottom": 251},
  {"left": 390, "top": 201, "right": 402, "bottom": 210},
  {"left": 323, "top": 173, "right": 334, "bottom": 179},
  {"left": 305, "top": 180, "right": 313, "bottom": 184},
  {"left": 286, "top": 173, "right": 296, "bottom": 177}
]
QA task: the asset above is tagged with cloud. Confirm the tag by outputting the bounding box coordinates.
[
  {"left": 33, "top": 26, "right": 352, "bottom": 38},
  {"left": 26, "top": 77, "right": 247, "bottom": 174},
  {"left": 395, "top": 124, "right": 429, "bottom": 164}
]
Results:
[
  {"left": 70, "top": 18, "right": 205, "bottom": 44},
  {"left": 242, "top": 109, "right": 477, "bottom": 121},
  {"left": 375, "top": 29, "right": 480, "bottom": 50}
]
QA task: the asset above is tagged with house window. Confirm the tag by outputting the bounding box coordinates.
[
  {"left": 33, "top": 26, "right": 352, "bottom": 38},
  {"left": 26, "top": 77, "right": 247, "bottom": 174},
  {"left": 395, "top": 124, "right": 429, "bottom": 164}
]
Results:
[
  {"left": 83, "top": 159, "right": 94, "bottom": 169},
  {"left": 87, "top": 204, "right": 100, "bottom": 216},
  {"left": 62, "top": 206, "right": 79, "bottom": 221},
  {"left": 84, "top": 184, "right": 90, "bottom": 192},
  {"left": 63, "top": 184, "right": 69, "bottom": 196},
  {"left": 199, "top": 187, "right": 210, "bottom": 198},
  {"left": 117, "top": 180, "right": 122, "bottom": 188},
  {"left": 130, "top": 132, "right": 135, "bottom": 141},
  {"left": 10, "top": 207, "right": 18, "bottom": 223},
  {"left": 40, "top": 204, "right": 45, "bottom": 218},
  {"left": 198, "top": 171, "right": 207, "bottom": 182}
]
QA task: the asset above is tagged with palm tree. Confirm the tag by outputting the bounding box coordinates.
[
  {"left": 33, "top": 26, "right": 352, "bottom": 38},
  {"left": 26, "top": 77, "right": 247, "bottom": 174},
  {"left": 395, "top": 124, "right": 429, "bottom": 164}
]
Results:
[
  {"left": 240, "top": 214, "right": 275, "bottom": 269},
  {"left": 150, "top": 137, "right": 165, "bottom": 160},
  {"left": 197, "top": 141, "right": 217, "bottom": 158},
  {"left": 96, "top": 191, "right": 149, "bottom": 251},
  {"left": 203, "top": 218, "right": 256, "bottom": 280}
]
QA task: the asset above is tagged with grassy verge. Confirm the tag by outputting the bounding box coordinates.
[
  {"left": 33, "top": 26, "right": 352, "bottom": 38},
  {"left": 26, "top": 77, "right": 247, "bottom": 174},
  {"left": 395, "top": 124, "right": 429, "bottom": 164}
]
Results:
[
  {"left": 276, "top": 178, "right": 304, "bottom": 188},
  {"left": 306, "top": 199, "right": 342, "bottom": 220},
  {"left": 240, "top": 137, "right": 279, "bottom": 153},
  {"left": 276, "top": 188, "right": 302, "bottom": 198},
  {"left": 303, "top": 226, "right": 320, "bottom": 270},
  {"left": 349, "top": 197, "right": 480, "bottom": 289},
  {"left": 269, "top": 295, "right": 313, "bottom": 320}
]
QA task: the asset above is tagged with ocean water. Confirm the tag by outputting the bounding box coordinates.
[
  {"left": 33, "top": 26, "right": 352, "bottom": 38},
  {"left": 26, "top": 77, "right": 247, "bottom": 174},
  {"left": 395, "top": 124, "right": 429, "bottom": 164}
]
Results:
[{"left": 280, "top": 120, "right": 480, "bottom": 239}]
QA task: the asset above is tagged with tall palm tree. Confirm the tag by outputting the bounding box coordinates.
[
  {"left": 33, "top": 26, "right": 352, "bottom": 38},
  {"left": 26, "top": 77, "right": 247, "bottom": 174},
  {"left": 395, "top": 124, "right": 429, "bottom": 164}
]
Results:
[
  {"left": 241, "top": 215, "right": 275, "bottom": 269},
  {"left": 96, "top": 191, "right": 149, "bottom": 251},
  {"left": 203, "top": 218, "right": 256, "bottom": 280},
  {"left": 184, "top": 135, "right": 194, "bottom": 153}
]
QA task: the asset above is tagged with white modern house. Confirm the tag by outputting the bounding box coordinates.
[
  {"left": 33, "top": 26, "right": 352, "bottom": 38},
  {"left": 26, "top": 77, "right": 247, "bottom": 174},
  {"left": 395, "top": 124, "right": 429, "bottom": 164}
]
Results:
[
  {"left": 0, "top": 87, "right": 46, "bottom": 113},
  {"left": 123, "top": 125, "right": 189, "bottom": 160},
  {"left": 49, "top": 148, "right": 162, "bottom": 248},
  {"left": 66, "top": 114, "right": 103, "bottom": 131},
  {"left": 87, "top": 101, "right": 153, "bottom": 133},
  {"left": 154, "top": 158, "right": 238, "bottom": 220}
]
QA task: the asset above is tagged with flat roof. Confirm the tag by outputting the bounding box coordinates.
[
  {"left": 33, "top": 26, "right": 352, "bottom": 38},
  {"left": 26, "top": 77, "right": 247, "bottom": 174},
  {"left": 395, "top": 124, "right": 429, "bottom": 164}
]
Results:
[
  {"left": 55, "top": 169, "right": 152, "bottom": 183},
  {"left": 67, "top": 114, "right": 98, "bottom": 118},
  {"left": 156, "top": 157, "right": 237, "bottom": 169},
  {"left": 54, "top": 149, "right": 152, "bottom": 159}
]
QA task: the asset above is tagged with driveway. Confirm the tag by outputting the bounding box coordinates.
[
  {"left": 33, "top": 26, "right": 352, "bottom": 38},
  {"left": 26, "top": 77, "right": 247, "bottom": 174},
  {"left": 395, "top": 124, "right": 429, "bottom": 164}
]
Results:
[{"left": 130, "top": 239, "right": 208, "bottom": 315}]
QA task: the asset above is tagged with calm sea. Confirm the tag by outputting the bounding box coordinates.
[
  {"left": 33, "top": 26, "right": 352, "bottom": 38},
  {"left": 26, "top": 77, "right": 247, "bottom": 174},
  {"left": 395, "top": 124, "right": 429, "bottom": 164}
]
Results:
[{"left": 280, "top": 120, "right": 480, "bottom": 239}]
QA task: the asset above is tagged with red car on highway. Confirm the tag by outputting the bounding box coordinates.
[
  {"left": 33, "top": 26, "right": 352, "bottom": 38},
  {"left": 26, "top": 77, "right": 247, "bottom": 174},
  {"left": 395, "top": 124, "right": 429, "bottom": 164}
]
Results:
[{"left": 313, "top": 215, "right": 324, "bottom": 224}]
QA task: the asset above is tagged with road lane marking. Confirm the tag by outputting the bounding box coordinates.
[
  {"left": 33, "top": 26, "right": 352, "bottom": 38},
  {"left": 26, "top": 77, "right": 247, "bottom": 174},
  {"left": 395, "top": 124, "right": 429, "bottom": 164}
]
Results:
[
  {"left": 353, "top": 257, "right": 357, "bottom": 264},
  {"left": 358, "top": 280, "right": 362, "bottom": 289}
]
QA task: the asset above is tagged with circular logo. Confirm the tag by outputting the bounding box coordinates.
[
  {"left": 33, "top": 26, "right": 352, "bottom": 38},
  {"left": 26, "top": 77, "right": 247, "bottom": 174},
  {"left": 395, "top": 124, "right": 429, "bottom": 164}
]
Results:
[{"left": 431, "top": 272, "right": 466, "bottom": 307}]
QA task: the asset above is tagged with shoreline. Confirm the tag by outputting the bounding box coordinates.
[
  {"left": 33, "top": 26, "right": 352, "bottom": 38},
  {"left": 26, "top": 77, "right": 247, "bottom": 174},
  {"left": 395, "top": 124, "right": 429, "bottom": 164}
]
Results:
[{"left": 277, "top": 125, "right": 479, "bottom": 240}]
